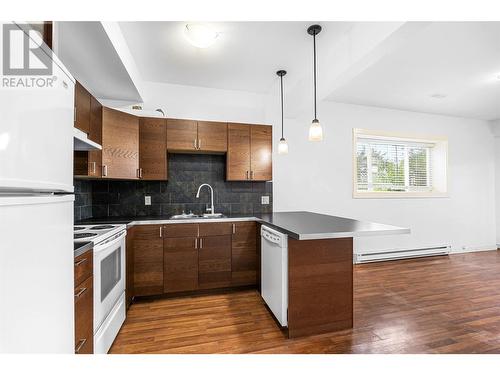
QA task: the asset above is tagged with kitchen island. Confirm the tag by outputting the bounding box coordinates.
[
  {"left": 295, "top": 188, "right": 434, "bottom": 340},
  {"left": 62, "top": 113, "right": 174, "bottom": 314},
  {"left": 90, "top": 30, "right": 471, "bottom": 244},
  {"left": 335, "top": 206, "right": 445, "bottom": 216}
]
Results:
[{"left": 77, "top": 211, "right": 409, "bottom": 338}]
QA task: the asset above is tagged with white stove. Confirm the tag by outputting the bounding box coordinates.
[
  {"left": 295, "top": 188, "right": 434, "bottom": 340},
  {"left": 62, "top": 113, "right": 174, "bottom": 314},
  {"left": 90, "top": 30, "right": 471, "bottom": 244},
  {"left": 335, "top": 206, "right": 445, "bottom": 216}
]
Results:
[{"left": 74, "top": 224, "right": 126, "bottom": 244}]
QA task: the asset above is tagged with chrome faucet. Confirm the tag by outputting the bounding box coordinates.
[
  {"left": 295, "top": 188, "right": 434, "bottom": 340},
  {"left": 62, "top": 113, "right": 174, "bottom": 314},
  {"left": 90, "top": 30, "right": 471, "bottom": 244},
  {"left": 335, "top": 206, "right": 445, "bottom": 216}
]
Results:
[{"left": 196, "top": 183, "right": 215, "bottom": 215}]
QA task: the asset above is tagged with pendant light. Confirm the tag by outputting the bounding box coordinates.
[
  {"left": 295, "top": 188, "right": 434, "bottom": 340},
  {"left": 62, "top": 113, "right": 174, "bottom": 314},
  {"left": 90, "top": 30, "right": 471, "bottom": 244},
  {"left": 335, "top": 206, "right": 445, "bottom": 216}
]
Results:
[
  {"left": 307, "top": 24, "right": 323, "bottom": 141},
  {"left": 276, "top": 70, "right": 288, "bottom": 154}
]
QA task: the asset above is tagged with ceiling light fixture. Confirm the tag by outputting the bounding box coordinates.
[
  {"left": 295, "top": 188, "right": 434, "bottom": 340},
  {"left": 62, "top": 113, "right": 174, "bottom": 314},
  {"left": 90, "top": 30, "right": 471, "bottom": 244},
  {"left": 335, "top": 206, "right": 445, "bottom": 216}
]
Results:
[
  {"left": 276, "top": 70, "right": 288, "bottom": 154},
  {"left": 307, "top": 24, "right": 323, "bottom": 142},
  {"left": 184, "top": 23, "right": 219, "bottom": 48}
]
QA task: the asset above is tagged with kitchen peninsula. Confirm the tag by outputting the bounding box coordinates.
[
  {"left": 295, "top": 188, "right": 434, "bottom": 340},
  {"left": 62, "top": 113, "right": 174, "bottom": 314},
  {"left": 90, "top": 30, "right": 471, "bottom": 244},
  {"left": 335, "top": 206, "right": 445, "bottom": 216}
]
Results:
[{"left": 78, "top": 211, "right": 409, "bottom": 338}]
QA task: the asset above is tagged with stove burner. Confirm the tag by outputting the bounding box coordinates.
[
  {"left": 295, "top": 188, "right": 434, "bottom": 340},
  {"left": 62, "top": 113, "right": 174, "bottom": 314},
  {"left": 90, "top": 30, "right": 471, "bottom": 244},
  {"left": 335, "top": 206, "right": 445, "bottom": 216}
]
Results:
[
  {"left": 90, "top": 225, "right": 115, "bottom": 230},
  {"left": 74, "top": 233, "right": 97, "bottom": 239},
  {"left": 74, "top": 226, "right": 86, "bottom": 231}
]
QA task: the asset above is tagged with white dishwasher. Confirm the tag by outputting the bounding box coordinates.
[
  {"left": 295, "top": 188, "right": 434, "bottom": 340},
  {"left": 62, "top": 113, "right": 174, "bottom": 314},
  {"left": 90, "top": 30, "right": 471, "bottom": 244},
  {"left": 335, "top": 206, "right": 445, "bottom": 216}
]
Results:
[{"left": 261, "top": 225, "right": 288, "bottom": 327}]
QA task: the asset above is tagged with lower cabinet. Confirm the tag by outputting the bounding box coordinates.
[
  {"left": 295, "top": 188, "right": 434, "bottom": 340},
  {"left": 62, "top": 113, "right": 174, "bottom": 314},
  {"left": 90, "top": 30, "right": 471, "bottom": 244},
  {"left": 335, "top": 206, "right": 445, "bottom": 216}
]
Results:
[
  {"left": 74, "top": 250, "right": 93, "bottom": 354},
  {"left": 231, "top": 222, "right": 258, "bottom": 286},
  {"left": 132, "top": 225, "right": 164, "bottom": 297},
  {"left": 131, "top": 221, "right": 258, "bottom": 298}
]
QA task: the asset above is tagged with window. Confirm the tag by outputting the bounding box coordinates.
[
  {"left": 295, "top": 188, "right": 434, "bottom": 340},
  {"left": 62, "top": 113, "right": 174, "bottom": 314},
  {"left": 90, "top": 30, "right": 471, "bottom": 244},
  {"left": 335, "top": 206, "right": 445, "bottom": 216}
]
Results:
[{"left": 353, "top": 129, "right": 448, "bottom": 198}]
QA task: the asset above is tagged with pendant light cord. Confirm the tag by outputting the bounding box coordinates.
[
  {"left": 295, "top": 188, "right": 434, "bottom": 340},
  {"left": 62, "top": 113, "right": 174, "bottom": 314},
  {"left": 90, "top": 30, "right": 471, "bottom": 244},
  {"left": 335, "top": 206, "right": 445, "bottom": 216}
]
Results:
[
  {"left": 313, "top": 31, "right": 317, "bottom": 120},
  {"left": 280, "top": 74, "right": 284, "bottom": 138}
]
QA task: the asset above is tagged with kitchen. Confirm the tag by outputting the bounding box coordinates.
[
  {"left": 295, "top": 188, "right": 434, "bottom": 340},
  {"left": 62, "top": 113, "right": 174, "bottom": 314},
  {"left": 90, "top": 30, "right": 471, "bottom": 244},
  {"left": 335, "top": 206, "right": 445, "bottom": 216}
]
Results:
[{"left": 1, "top": 4, "right": 500, "bottom": 372}]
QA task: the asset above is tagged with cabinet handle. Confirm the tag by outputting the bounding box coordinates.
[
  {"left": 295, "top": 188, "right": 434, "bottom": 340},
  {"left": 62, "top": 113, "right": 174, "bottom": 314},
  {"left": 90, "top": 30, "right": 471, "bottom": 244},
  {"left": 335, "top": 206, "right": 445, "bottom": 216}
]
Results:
[
  {"left": 75, "top": 287, "right": 87, "bottom": 298},
  {"left": 194, "top": 238, "right": 198, "bottom": 249},
  {"left": 232, "top": 223, "right": 235, "bottom": 234},
  {"left": 194, "top": 139, "right": 197, "bottom": 150},
  {"left": 250, "top": 171, "right": 254, "bottom": 180},
  {"left": 91, "top": 162, "right": 96, "bottom": 174},
  {"left": 246, "top": 171, "right": 249, "bottom": 180},
  {"left": 74, "top": 107, "right": 77, "bottom": 123},
  {"left": 159, "top": 226, "right": 162, "bottom": 238},
  {"left": 139, "top": 168, "right": 143, "bottom": 179},
  {"left": 74, "top": 258, "right": 87, "bottom": 267},
  {"left": 200, "top": 238, "right": 203, "bottom": 249},
  {"left": 198, "top": 138, "right": 201, "bottom": 150},
  {"left": 102, "top": 165, "right": 108, "bottom": 177},
  {"left": 75, "top": 338, "right": 87, "bottom": 353}
]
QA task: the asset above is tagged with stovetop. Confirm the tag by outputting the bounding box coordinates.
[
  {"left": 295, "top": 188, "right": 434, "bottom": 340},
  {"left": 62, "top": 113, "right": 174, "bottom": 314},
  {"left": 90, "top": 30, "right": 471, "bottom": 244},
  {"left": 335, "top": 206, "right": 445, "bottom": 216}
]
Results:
[{"left": 74, "top": 224, "right": 126, "bottom": 244}]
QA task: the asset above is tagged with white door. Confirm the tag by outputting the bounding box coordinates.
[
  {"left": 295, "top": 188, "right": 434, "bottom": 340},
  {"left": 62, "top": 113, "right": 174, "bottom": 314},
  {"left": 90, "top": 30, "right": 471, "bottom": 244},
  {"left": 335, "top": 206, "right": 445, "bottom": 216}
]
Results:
[
  {"left": 0, "top": 195, "right": 74, "bottom": 353},
  {"left": 0, "top": 22, "right": 75, "bottom": 193}
]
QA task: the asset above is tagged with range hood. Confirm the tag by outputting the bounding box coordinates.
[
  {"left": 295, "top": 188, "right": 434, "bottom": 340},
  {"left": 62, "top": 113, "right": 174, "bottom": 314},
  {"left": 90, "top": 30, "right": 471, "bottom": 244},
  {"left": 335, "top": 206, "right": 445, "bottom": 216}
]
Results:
[{"left": 73, "top": 127, "right": 102, "bottom": 151}]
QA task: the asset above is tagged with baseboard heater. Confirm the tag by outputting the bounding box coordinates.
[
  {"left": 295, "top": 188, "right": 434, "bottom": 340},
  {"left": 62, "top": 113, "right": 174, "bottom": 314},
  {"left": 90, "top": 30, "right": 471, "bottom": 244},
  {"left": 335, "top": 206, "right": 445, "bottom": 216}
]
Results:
[{"left": 355, "top": 245, "right": 451, "bottom": 263}]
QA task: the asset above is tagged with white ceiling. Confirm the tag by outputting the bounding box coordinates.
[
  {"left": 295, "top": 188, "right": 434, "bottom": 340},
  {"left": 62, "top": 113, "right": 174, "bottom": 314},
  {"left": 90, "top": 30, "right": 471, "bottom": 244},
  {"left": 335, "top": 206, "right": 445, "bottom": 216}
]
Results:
[
  {"left": 327, "top": 22, "right": 500, "bottom": 121},
  {"left": 118, "top": 21, "right": 351, "bottom": 93}
]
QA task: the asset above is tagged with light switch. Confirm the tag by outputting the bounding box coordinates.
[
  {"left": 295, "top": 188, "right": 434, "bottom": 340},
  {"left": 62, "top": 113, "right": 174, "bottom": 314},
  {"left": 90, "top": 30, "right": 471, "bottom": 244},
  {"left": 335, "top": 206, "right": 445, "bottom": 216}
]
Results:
[
  {"left": 145, "top": 196, "right": 151, "bottom": 206},
  {"left": 261, "top": 196, "right": 270, "bottom": 205}
]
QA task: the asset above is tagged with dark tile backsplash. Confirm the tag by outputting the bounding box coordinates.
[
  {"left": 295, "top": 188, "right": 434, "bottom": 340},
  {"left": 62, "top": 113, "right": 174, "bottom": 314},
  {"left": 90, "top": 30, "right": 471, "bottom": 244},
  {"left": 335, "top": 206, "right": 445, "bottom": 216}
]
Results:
[{"left": 74, "top": 154, "right": 272, "bottom": 221}]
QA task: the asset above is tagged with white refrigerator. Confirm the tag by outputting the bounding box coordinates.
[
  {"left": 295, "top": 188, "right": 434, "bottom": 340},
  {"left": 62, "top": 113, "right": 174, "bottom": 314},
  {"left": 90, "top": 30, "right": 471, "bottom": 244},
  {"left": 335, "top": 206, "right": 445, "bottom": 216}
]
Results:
[{"left": 0, "top": 22, "right": 76, "bottom": 353}]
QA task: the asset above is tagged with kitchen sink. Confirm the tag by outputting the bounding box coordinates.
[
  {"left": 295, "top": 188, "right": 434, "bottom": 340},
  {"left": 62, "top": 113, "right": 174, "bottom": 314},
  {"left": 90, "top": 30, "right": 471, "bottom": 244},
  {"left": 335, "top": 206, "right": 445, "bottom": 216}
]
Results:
[{"left": 169, "top": 213, "right": 225, "bottom": 220}]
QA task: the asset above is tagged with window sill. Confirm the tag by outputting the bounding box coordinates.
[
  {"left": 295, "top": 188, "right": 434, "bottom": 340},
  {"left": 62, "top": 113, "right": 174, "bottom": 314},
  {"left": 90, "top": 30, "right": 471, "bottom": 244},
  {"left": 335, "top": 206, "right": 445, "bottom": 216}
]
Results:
[{"left": 353, "top": 191, "right": 449, "bottom": 199}]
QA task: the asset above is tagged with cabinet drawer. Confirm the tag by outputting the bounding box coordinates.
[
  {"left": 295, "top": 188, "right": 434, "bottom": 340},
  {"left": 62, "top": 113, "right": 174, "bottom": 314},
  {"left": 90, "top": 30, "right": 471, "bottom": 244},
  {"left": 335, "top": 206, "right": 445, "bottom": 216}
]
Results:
[
  {"left": 199, "top": 222, "right": 232, "bottom": 237},
  {"left": 133, "top": 224, "right": 162, "bottom": 239},
  {"left": 74, "top": 250, "right": 93, "bottom": 287},
  {"left": 74, "top": 276, "right": 93, "bottom": 354},
  {"left": 163, "top": 223, "right": 198, "bottom": 238}
]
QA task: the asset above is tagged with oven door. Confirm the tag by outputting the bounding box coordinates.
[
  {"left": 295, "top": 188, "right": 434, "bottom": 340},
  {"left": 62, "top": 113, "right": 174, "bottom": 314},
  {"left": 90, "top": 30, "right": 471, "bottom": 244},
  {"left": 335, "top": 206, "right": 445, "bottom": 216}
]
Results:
[{"left": 93, "top": 230, "right": 126, "bottom": 333}]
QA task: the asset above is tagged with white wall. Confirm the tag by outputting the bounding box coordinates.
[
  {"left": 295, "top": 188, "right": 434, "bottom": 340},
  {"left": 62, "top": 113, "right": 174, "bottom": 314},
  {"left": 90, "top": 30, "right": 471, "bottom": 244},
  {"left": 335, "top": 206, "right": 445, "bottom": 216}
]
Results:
[
  {"left": 138, "top": 81, "right": 268, "bottom": 124},
  {"left": 269, "top": 101, "right": 497, "bottom": 254}
]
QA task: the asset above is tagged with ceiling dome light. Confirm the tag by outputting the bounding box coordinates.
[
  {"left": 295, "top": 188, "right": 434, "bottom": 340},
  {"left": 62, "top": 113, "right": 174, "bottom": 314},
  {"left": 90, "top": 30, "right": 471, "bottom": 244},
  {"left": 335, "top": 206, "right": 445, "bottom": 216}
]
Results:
[
  {"left": 184, "top": 23, "right": 219, "bottom": 48},
  {"left": 307, "top": 24, "right": 323, "bottom": 142}
]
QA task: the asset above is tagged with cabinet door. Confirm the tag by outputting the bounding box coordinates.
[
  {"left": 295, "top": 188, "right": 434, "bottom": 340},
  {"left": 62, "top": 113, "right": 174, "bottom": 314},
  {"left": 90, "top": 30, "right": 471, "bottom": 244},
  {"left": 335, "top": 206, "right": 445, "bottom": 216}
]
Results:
[
  {"left": 74, "top": 276, "right": 93, "bottom": 354},
  {"left": 102, "top": 107, "right": 139, "bottom": 179},
  {"left": 231, "top": 222, "right": 257, "bottom": 286},
  {"left": 227, "top": 123, "right": 251, "bottom": 181},
  {"left": 133, "top": 225, "right": 164, "bottom": 296},
  {"left": 74, "top": 81, "right": 90, "bottom": 134},
  {"left": 164, "top": 237, "right": 198, "bottom": 293},
  {"left": 139, "top": 117, "right": 167, "bottom": 180},
  {"left": 126, "top": 227, "right": 135, "bottom": 308},
  {"left": 89, "top": 96, "right": 102, "bottom": 144},
  {"left": 166, "top": 118, "right": 198, "bottom": 151},
  {"left": 198, "top": 235, "right": 232, "bottom": 289},
  {"left": 250, "top": 125, "right": 272, "bottom": 181},
  {"left": 197, "top": 121, "right": 227, "bottom": 152}
]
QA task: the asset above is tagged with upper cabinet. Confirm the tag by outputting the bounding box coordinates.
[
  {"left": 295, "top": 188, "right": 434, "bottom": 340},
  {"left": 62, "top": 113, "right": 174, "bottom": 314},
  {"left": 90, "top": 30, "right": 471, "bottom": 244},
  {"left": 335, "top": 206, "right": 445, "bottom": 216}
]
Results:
[
  {"left": 227, "top": 123, "right": 272, "bottom": 181},
  {"left": 74, "top": 82, "right": 91, "bottom": 135},
  {"left": 139, "top": 117, "right": 167, "bottom": 180},
  {"left": 167, "top": 119, "right": 227, "bottom": 153},
  {"left": 101, "top": 108, "right": 139, "bottom": 179}
]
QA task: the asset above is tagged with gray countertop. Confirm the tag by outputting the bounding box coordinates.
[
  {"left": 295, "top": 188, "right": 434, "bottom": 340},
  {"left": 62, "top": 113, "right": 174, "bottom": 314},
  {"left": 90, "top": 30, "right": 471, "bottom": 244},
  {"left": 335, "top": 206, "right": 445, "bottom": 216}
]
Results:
[{"left": 77, "top": 211, "right": 409, "bottom": 240}]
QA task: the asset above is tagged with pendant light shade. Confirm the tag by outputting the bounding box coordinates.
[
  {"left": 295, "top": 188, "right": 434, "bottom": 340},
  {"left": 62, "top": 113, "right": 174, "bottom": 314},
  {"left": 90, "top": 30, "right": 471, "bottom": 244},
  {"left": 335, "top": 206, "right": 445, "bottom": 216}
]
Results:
[
  {"left": 276, "top": 69, "right": 288, "bottom": 154},
  {"left": 307, "top": 24, "right": 323, "bottom": 142}
]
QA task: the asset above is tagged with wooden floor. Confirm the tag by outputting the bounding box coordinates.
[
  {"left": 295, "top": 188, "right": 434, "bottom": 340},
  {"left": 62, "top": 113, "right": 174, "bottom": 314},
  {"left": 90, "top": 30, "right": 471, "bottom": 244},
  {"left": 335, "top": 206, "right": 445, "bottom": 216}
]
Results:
[{"left": 110, "top": 251, "right": 500, "bottom": 354}]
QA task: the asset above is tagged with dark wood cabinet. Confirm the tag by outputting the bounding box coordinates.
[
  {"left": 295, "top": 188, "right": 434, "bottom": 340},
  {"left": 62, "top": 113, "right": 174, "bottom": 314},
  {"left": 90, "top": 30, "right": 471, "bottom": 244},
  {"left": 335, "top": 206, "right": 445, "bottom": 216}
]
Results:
[
  {"left": 102, "top": 108, "right": 139, "bottom": 179},
  {"left": 89, "top": 96, "right": 103, "bottom": 144},
  {"left": 74, "top": 250, "right": 93, "bottom": 354},
  {"left": 250, "top": 125, "right": 272, "bottom": 181},
  {"left": 197, "top": 121, "right": 227, "bottom": 152},
  {"left": 231, "top": 222, "right": 257, "bottom": 286},
  {"left": 227, "top": 123, "right": 272, "bottom": 181},
  {"left": 198, "top": 234, "right": 232, "bottom": 289},
  {"left": 74, "top": 81, "right": 91, "bottom": 134},
  {"left": 227, "top": 123, "right": 251, "bottom": 180},
  {"left": 139, "top": 117, "right": 167, "bottom": 180},
  {"left": 126, "top": 227, "right": 135, "bottom": 309},
  {"left": 166, "top": 118, "right": 198, "bottom": 151},
  {"left": 133, "top": 225, "right": 164, "bottom": 296},
  {"left": 164, "top": 237, "right": 199, "bottom": 293}
]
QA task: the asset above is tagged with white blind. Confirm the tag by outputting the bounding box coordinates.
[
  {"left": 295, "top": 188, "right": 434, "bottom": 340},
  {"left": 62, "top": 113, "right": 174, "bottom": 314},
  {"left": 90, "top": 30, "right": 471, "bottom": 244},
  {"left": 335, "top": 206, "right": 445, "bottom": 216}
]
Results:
[{"left": 356, "top": 137, "right": 433, "bottom": 193}]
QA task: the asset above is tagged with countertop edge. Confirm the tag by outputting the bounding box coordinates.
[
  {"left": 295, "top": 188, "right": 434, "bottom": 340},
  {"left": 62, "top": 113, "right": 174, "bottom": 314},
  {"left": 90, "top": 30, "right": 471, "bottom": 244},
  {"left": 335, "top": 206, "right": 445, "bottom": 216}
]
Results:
[{"left": 74, "top": 241, "right": 93, "bottom": 258}]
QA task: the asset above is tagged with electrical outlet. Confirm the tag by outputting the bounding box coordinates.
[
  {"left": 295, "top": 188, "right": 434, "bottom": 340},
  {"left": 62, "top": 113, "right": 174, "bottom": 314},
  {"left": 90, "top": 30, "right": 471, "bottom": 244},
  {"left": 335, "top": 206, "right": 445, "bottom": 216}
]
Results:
[
  {"left": 261, "top": 195, "right": 270, "bottom": 205},
  {"left": 145, "top": 196, "right": 151, "bottom": 206}
]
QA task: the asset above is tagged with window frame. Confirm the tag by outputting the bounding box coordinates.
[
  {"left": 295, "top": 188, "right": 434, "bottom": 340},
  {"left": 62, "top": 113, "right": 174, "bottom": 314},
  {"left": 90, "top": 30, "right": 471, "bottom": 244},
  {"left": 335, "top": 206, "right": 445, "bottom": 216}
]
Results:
[{"left": 352, "top": 128, "right": 449, "bottom": 199}]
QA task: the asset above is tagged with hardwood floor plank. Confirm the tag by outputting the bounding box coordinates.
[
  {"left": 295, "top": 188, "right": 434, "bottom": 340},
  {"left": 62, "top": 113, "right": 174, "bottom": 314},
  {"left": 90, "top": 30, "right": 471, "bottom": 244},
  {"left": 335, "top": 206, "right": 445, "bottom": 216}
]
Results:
[{"left": 110, "top": 250, "right": 500, "bottom": 354}]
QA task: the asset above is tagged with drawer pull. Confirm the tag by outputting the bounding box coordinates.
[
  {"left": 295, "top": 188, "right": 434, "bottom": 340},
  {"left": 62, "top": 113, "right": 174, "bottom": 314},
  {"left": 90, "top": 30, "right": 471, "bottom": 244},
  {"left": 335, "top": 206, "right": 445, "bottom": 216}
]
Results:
[
  {"left": 74, "top": 258, "right": 88, "bottom": 267},
  {"left": 232, "top": 223, "right": 235, "bottom": 234},
  {"left": 75, "top": 338, "right": 87, "bottom": 353},
  {"left": 199, "top": 238, "right": 203, "bottom": 249},
  {"left": 194, "top": 238, "right": 198, "bottom": 249},
  {"left": 75, "top": 287, "right": 87, "bottom": 298}
]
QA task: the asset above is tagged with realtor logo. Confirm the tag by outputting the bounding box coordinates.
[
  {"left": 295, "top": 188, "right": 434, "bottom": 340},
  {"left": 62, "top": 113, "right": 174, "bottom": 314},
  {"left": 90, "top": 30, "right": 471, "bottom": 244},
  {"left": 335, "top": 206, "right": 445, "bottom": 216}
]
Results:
[{"left": 2, "top": 23, "right": 52, "bottom": 76}]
